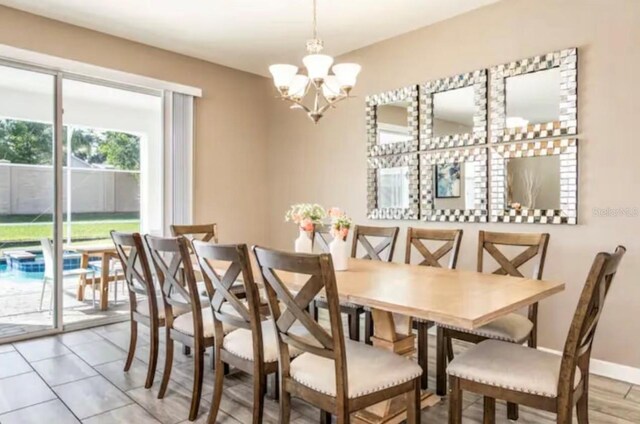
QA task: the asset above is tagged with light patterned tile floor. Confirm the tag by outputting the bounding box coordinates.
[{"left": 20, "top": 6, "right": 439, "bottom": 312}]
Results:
[{"left": 0, "top": 322, "right": 638, "bottom": 423}]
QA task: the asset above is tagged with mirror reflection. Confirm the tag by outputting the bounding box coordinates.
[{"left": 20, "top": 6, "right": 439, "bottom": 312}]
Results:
[
  {"left": 506, "top": 156, "right": 560, "bottom": 210},
  {"left": 506, "top": 68, "right": 560, "bottom": 129},
  {"left": 376, "top": 102, "right": 411, "bottom": 145},
  {"left": 433, "top": 161, "right": 481, "bottom": 210},
  {"left": 433, "top": 86, "right": 475, "bottom": 137},
  {"left": 378, "top": 166, "right": 410, "bottom": 209}
]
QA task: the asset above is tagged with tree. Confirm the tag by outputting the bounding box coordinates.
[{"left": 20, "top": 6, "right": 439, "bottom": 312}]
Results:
[
  {"left": 99, "top": 131, "right": 140, "bottom": 170},
  {"left": 0, "top": 119, "right": 53, "bottom": 165}
]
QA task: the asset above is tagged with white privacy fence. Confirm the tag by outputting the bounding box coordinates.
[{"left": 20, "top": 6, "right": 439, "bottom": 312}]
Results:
[{"left": 0, "top": 163, "right": 139, "bottom": 215}]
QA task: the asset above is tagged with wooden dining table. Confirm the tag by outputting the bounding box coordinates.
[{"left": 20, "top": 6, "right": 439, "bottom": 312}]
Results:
[
  {"left": 241, "top": 256, "right": 565, "bottom": 424},
  {"left": 71, "top": 244, "right": 118, "bottom": 311}
]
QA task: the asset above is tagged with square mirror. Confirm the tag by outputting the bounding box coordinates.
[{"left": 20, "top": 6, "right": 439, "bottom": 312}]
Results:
[
  {"left": 368, "top": 154, "right": 419, "bottom": 220},
  {"left": 420, "top": 70, "right": 487, "bottom": 150},
  {"left": 506, "top": 68, "right": 560, "bottom": 130},
  {"left": 491, "top": 139, "right": 578, "bottom": 224},
  {"left": 366, "top": 85, "right": 419, "bottom": 156},
  {"left": 420, "top": 148, "right": 488, "bottom": 222},
  {"left": 433, "top": 86, "right": 475, "bottom": 137},
  {"left": 490, "top": 48, "right": 577, "bottom": 143}
]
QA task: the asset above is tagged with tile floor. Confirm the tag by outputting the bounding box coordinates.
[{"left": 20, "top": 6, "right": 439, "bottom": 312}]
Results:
[{"left": 0, "top": 321, "right": 638, "bottom": 423}]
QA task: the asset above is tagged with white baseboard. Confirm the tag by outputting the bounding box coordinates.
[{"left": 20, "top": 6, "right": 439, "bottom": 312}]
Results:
[
  {"left": 538, "top": 347, "right": 640, "bottom": 385},
  {"left": 425, "top": 326, "right": 640, "bottom": 385}
]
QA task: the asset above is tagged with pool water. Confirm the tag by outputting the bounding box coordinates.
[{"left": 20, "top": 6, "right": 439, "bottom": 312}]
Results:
[{"left": 0, "top": 264, "right": 43, "bottom": 282}]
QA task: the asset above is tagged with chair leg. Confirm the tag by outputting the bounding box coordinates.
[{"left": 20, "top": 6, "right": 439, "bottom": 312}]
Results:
[
  {"left": 279, "top": 386, "right": 291, "bottom": 424},
  {"left": 158, "top": 334, "right": 174, "bottom": 399},
  {"left": 347, "top": 310, "right": 360, "bottom": 341},
  {"left": 207, "top": 352, "right": 225, "bottom": 424},
  {"left": 252, "top": 372, "right": 266, "bottom": 424},
  {"left": 436, "top": 327, "right": 447, "bottom": 396},
  {"left": 448, "top": 376, "right": 462, "bottom": 424},
  {"left": 483, "top": 397, "right": 496, "bottom": 424},
  {"left": 145, "top": 323, "right": 160, "bottom": 389},
  {"left": 183, "top": 345, "right": 191, "bottom": 356},
  {"left": 507, "top": 402, "right": 519, "bottom": 420},
  {"left": 364, "top": 309, "right": 373, "bottom": 345},
  {"left": 446, "top": 336, "right": 454, "bottom": 362},
  {"left": 320, "top": 410, "right": 332, "bottom": 424},
  {"left": 576, "top": 381, "right": 589, "bottom": 423},
  {"left": 189, "top": 346, "right": 205, "bottom": 421},
  {"left": 417, "top": 321, "right": 429, "bottom": 390},
  {"left": 268, "top": 372, "right": 279, "bottom": 401},
  {"left": 406, "top": 380, "right": 420, "bottom": 424},
  {"left": 124, "top": 320, "right": 137, "bottom": 372},
  {"left": 311, "top": 300, "right": 319, "bottom": 321},
  {"left": 39, "top": 277, "right": 48, "bottom": 311}
]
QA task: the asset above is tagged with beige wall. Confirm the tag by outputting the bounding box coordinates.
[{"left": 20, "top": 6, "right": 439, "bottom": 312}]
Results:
[
  {"left": 266, "top": 0, "right": 640, "bottom": 368},
  {"left": 0, "top": 5, "right": 270, "bottom": 245}
]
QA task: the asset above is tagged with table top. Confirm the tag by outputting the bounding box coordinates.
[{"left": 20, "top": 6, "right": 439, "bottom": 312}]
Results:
[
  {"left": 69, "top": 244, "right": 116, "bottom": 254},
  {"left": 244, "top": 257, "right": 564, "bottom": 331}
]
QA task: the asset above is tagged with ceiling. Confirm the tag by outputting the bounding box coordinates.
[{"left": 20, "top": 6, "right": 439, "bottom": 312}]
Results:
[{"left": 0, "top": 0, "right": 499, "bottom": 76}]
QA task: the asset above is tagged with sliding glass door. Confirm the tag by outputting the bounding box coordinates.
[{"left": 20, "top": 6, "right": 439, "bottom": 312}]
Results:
[{"left": 0, "top": 63, "right": 58, "bottom": 338}]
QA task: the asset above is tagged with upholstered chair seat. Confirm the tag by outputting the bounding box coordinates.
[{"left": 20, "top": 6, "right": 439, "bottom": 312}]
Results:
[
  {"left": 441, "top": 313, "right": 533, "bottom": 343},
  {"left": 223, "top": 321, "right": 309, "bottom": 363},
  {"left": 136, "top": 298, "right": 165, "bottom": 319},
  {"left": 448, "top": 340, "right": 581, "bottom": 397},
  {"left": 290, "top": 339, "right": 422, "bottom": 398},
  {"left": 172, "top": 305, "right": 239, "bottom": 337}
]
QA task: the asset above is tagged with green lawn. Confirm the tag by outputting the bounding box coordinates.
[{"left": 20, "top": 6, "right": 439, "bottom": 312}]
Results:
[
  {"left": 0, "top": 221, "right": 140, "bottom": 244},
  {"left": 0, "top": 212, "right": 139, "bottom": 224}
]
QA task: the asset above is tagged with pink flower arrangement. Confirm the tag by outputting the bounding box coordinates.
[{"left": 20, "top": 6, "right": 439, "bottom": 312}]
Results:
[
  {"left": 328, "top": 207, "right": 352, "bottom": 241},
  {"left": 285, "top": 204, "right": 326, "bottom": 233}
]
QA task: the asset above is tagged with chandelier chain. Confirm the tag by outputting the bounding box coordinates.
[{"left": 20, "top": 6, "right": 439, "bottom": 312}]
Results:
[{"left": 312, "top": 0, "right": 318, "bottom": 40}]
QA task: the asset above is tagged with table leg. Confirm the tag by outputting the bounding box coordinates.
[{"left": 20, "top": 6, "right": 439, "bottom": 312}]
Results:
[
  {"left": 99, "top": 254, "right": 110, "bottom": 311},
  {"left": 77, "top": 253, "right": 89, "bottom": 301},
  {"left": 353, "top": 308, "right": 439, "bottom": 424}
]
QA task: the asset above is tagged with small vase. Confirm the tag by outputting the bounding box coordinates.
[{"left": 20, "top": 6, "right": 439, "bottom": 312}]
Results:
[
  {"left": 294, "top": 229, "right": 313, "bottom": 254},
  {"left": 329, "top": 237, "right": 349, "bottom": 271}
]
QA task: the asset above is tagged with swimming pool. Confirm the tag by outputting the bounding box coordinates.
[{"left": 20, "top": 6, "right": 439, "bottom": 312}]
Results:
[
  {"left": 1, "top": 250, "right": 84, "bottom": 282},
  {"left": 0, "top": 264, "right": 43, "bottom": 282}
]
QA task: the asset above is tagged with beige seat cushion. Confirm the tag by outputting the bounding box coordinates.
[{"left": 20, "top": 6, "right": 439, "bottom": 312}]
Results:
[
  {"left": 447, "top": 340, "right": 581, "bottom": 397},
  {"left": 290, "top": 339, "right": 422, "bottom": 398},
  {"left": 172, "top": 305, "right": 238, "bottom": 338},
  {"left": 441, "top": 313, "right": 533, "bottom": 343},
  {"left": 136, "top": 298, "right": 165, "bottom": 319},
  {"left": 223, "top": 321, "right": 309, "bottom": 363}
]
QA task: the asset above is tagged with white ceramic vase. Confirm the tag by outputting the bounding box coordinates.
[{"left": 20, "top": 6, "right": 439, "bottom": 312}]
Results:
[
  {"left": 294, "top": 229, "right": 313, "bottom": 254},
  {"left": 329, "top": 237, "right": 349, "bottom": 271}
]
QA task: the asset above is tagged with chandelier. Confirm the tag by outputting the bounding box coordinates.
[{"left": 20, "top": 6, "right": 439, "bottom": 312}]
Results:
[{"left": 268, "top": 0, "right": 361, "bottom": 124}]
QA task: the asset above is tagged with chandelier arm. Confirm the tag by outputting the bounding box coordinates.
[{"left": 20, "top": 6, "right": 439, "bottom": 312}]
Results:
[{"left": 283, "top": 97, "right": 312, "bottom": 114}]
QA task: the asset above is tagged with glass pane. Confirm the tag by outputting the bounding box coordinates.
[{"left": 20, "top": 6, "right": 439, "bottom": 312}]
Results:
[
  {"left": 506, "top": 68, "right": 560, "bottom": 129},
  {"left": 378, "top": 166, "right": 410, "bottom": 209},
  {"left": 433, "top": 86, "right": 475, "bottom": 137},
  {"left": 506, "top": 156, "right": 560, "bottom": 210},
  {"left": 0, "top": 64, "right": 56, "bottom": 337},
  {"left": 62, "top": 78, "right": 162, "bottom": 325},
  {"left": 377, "top": 102, "right": 411, "bottom": 145}
]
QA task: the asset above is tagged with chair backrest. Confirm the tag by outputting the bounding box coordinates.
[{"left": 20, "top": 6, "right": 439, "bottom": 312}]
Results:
[
  {"left": 557, "top": 246, "right": 626, "bottom": 405},
  {"left": 477, "top": 230, "right": 550, "bottom": 279},
  {"left": 350, "top": 225, "right": 400, "bottom": 262},
  {"left": 313, "top": 224, "right": 333, "bottom": 253},
  {"left": 144, "top": 235, "right": 201, "bottom": 329},
  {"left": 193, "top": 241, "right": 263, "bottom": 347},
  {"left": 40, "top": 238, "right": 54, "bottom": 279},
  {"left": 253, "top": 247, "right": 348, "bottom": 400},
  {"left": 111, "top": 231, "right": 158, "bottom": 315},
  {"left": 405, "top": 227, "right": 463, "bottom": 269},
  {"left": 170, "top": 224, "right": 218, "bottom": 246}
]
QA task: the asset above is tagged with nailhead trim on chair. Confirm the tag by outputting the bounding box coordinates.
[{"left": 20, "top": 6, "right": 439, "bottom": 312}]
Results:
[{"left": 438, "top": 323, "right": 526, "bottom": 343}]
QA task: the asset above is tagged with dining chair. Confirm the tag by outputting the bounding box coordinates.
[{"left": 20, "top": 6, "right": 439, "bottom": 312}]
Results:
[
  {"left": 311, "top": 224, "right": 362, "bottom": 341},
  {"left": 170, "top": 223, "right": 220, "bottom": 356},
  {"left": 436, "top": 230, "right": 550, "bottom": 420},
  {"left": 111, "top": 231, "right": 163, "bottom": 389},
  {"left": 194, "top": 241, "right": 296, "bottom": 424},
  {"left": 351, "top": 225, "right": 400, "bottom": 345},
  {"left": 404, "top": 227, "right": 463, "bottom": 391},
  {"left": 38, "top": 238, "right": 96, "bottom": 311},
  {"left": 253, "top": 246, "right": 423, "bottom": 424},
  {"left": 145, "top": 234, "right": 225, "bottom": 422},
  {"left": 447, "top": 246, "right": 626, "bottom": 424}
]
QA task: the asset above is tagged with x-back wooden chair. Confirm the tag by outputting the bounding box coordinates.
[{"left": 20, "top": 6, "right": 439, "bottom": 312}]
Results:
[
  {"left": 170, "top": 223, "right": 219, "bottom": 246},
  {"left": 144, "top": 235, "right": 215, "bottom": 422},
  {"left": 193, "top": 241, "right": 282, "bottom": 424},
  {"left": 351, "top": 225, "right": 400, "bottom": 344},
  {"left": 437, "top": 230, "right": 550, "bottom": 419},
  {"left": 253, "top": 246, "right": 422, "bottom": 424},
  {"left": 448, "top": 246, "right": 626, "bottom": 424},
  {"left": 311, "top": 224, "right": 362, "bottom": 341},
  {"left": 404, "top": 227, "right": 463, "bottom": 391},
  {"left": 111, "top": 231, "right": 162, "bottom": 389}
]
